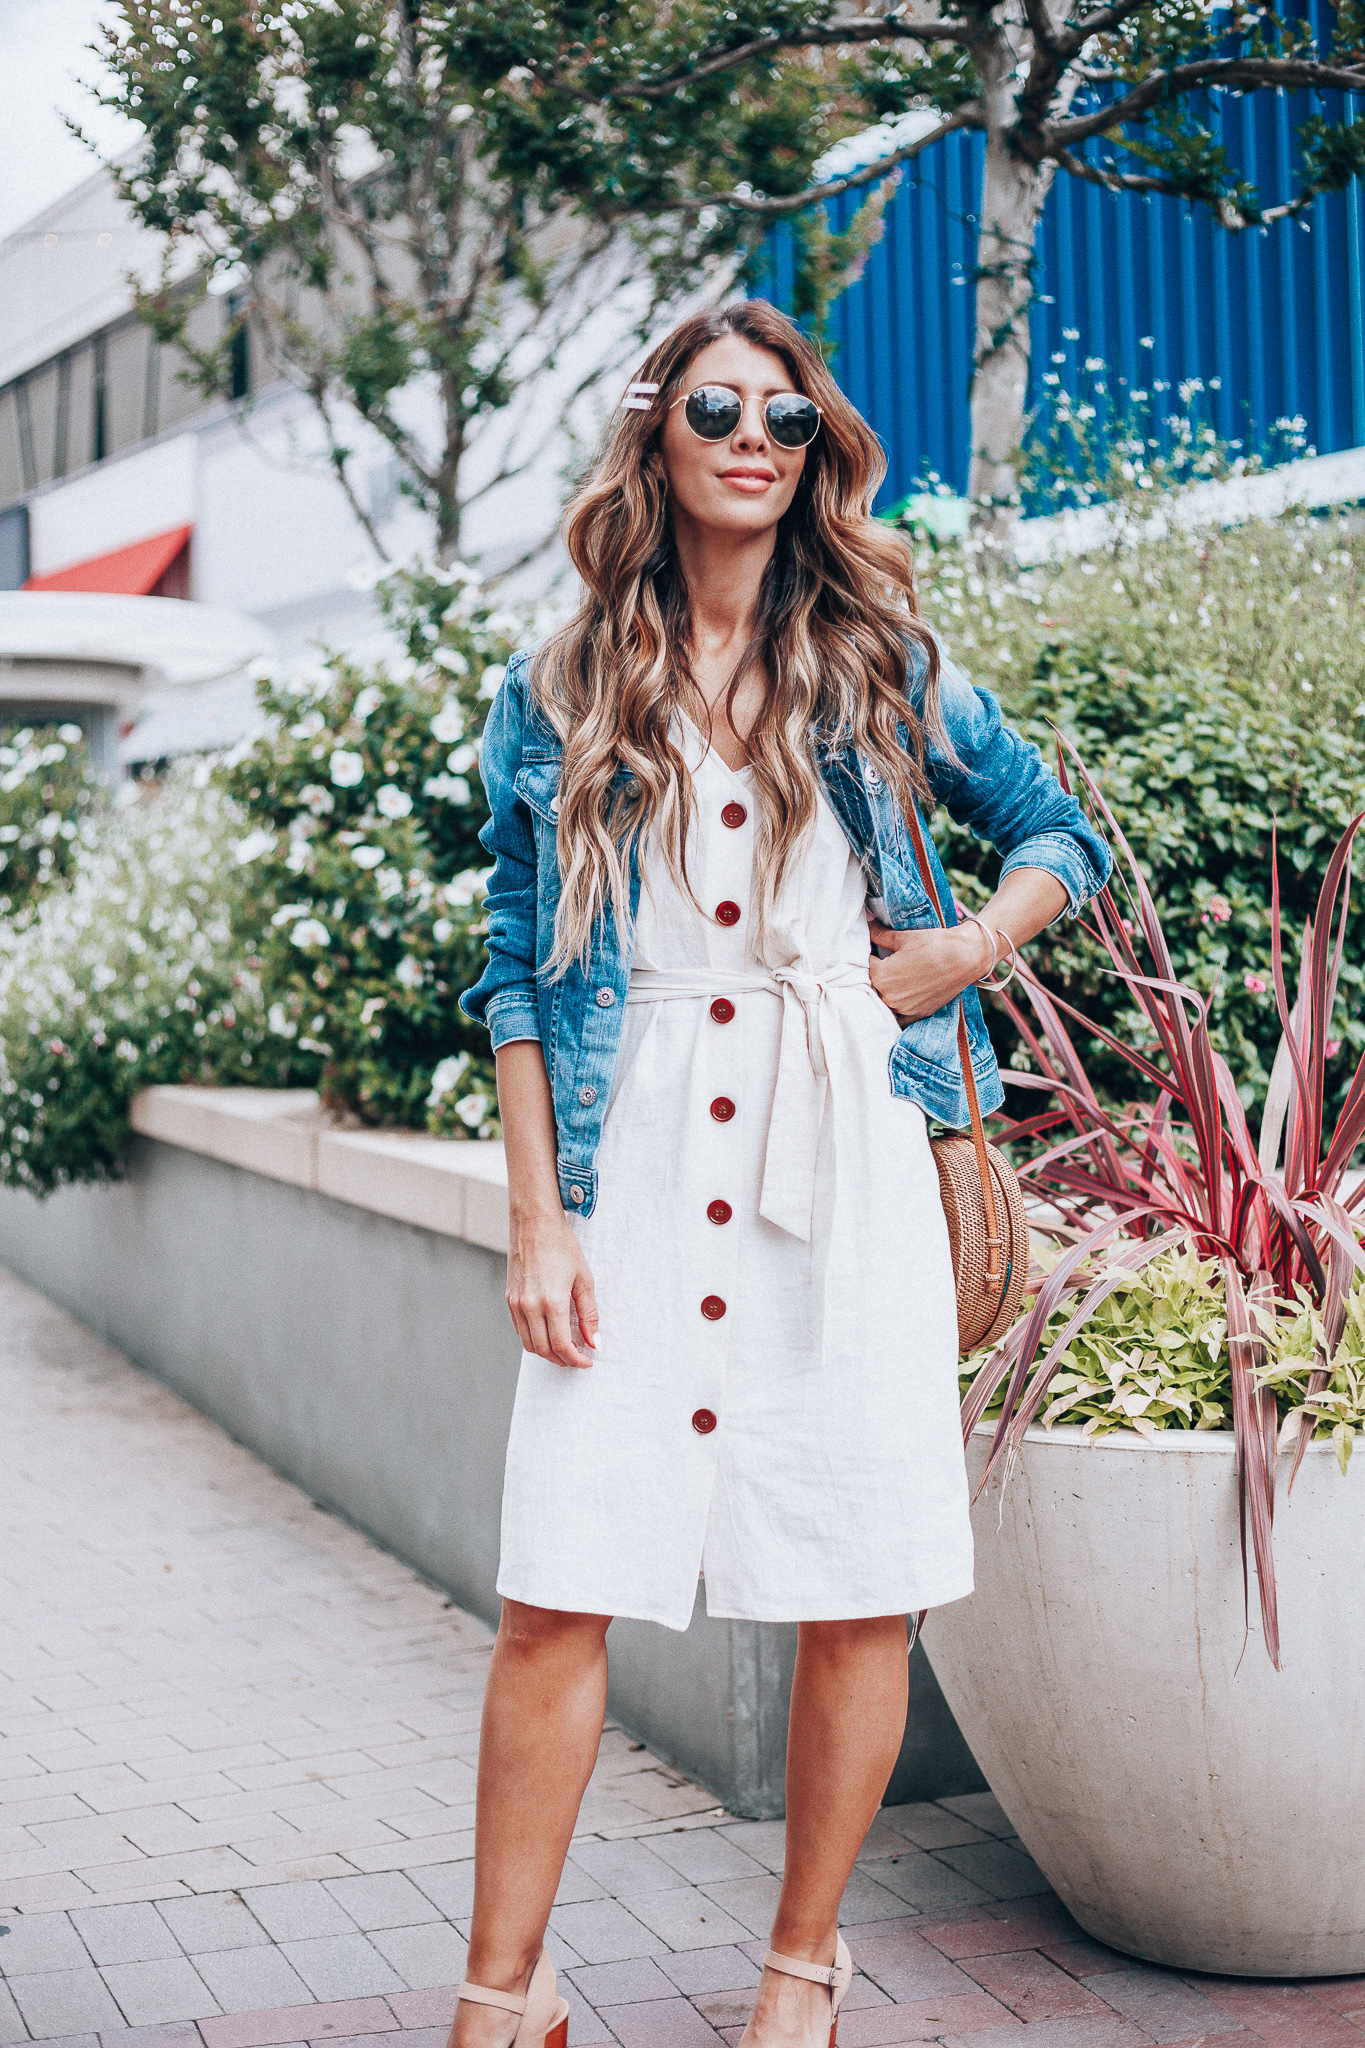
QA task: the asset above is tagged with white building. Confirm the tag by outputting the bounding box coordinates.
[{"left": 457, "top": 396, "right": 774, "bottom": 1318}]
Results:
[{"left": 0, "top": 161, "right": 616, "bottom": 763}]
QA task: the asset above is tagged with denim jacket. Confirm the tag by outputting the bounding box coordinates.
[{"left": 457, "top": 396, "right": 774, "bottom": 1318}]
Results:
[{"left": 460, "top": 644, "right": 1111, "bottom": 1219}]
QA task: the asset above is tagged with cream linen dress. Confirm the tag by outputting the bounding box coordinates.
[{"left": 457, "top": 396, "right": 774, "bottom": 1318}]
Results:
[{"left": 496, "top": 722, "right": 974, "bottom": 1629}]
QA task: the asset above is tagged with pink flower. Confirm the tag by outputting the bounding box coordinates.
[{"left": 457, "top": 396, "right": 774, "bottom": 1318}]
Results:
[
  {"left": 1209, "top": 895, "right": 1231, "bottom": 922},
  {"left": 1121, "top": 918, "right": 1135, "bottom": 934},
  {"left": 1326, "top": 1039, "right": 1342, "bottom": 1059},
  {"left": 1244, "top": 973, "right": 1268, "bottom": 995}
]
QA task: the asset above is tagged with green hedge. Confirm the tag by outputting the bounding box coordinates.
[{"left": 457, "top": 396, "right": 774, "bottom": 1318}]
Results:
[{"left": 923, "top": 512, "right": 1365, "bottom": 1114}]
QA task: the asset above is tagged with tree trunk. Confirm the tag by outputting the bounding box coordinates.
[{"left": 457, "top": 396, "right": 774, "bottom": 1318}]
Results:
[{"left": 968, "top": 137, "right": 1054, "bottom": 542}]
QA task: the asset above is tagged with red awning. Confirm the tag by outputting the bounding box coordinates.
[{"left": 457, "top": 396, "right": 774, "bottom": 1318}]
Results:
[{"left": 25, "top": 524, "right": 193, "bottom": 596}]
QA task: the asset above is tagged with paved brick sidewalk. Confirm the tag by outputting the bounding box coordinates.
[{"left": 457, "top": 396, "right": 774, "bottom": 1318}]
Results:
[{"left": 2, "top": 1267, "right": 1363, "bottom": 2048}]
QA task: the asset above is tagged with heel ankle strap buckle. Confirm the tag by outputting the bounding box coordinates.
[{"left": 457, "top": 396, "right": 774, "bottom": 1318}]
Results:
[{"left": 763, "top": 1949, "right": 838, "bottom": 1989}]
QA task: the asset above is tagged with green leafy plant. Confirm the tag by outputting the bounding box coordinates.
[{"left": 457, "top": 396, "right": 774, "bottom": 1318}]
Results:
[
  {"left": 964, "top": 757, "right": 1365, "bottom": 1665},
  {"left": 924, "top": 510, "right": 1365, "bottom": 1116},
  {"left": 219, "top": 562, "right": 517, "bottom": 1135},
  {"left": 0, "top": 772, "right": 301, "bottom": 1196},
  {"left": 0, "top": 722, "right": 105, "bottom": 922}
]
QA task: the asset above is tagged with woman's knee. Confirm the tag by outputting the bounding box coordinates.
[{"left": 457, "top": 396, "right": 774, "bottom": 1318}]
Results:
[
  {"left": 497, "top": 1598, "right": 612, "bottom": 1660},
  {"left": 797, "top": 1613, "right": 908, "bottom": 1666}
]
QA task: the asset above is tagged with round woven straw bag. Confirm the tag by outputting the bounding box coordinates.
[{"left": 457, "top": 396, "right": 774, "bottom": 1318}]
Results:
[
  {"left": 903, "top": 802, "right": 1030, "bottom": 1354},
  {"left": 932, "top": 1130, "right": 1029, "bottom": 1351}
]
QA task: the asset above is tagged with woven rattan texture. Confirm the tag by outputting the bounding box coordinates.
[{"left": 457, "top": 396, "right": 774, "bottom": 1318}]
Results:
[{"left": 932, "top": 1136, "right": 1028, "bottom": 1351}]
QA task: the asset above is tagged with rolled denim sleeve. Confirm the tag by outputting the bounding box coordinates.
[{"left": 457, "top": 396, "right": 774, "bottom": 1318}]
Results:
[
  {"left": 924, "top": 651, "right": 1112, "bottom": 916},
  {"left": 459, "top": 655, "right": 543, "bottom": 1046}
]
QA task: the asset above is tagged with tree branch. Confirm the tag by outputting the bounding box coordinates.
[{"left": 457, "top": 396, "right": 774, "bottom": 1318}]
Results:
[
  {"left": 1052, "top": 141, "right": 1333, "bottom": 227},
  {"left": 572, "top": 12, "right": 981, "bottom": 104},
  {"left": 1052, "top": 57, "right": 1365, "bottom": 148},
  {"left": 666, "top": 105, "right": 980, "bottom": 216}
]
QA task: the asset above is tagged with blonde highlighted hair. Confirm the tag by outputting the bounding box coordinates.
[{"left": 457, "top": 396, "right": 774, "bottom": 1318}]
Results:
[{"left": 532, "top": 300, "right": 946, "bottom": 970}]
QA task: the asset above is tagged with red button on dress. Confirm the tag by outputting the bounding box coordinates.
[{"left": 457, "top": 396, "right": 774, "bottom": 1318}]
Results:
[
  {"left": 721, "top": 801, "right": 747, "bottom": 829},
  {"left": 700, "top": 1296, "right": 727, "bottom": 1321},
  {"left": 715, "top": 900, "right": 741, "bottom": 926},
  {"left": 692, "top": 1408, "right": 718, "bottom": 1434},
  {"left": 710, "top": 1096, "right": 735, "bottom": 1122},
  {"left": 710, "top": 996, "right": 735, "bottom": 1024},
  {"left": 707, "top": 1199, "right": 732, "bottom": 1225}
]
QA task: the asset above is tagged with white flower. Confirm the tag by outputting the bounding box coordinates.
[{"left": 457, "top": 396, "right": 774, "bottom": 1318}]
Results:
[
  {"left": 330, "top": 750, "right": 365, "bottom": 787},
  {"left": 377, "top": 866, "right": 405, "bottom": 900},
  {"left": 447, "top": 742, "right": 478, "bottom": 773},
  {"left": 290, "top": 918, "right": 331, "bottom": 948},
  {"left": 476, "top": 663, "right": 506, "bottom": 700},
  {"left": 430, "top": 701, "right": 464, "bottom": 743},
  {"left": 427, "top": 1052, "right": 470, "bottom": 1103},
  {"left": 395, "top": 954, "right": 423, "bottom": 989},
  {"left": 290, "top": 710, "right": 326, "bottom": 740},
  {"left": 297, "top": 783, "right": 334, "bottom": 816},
  {"left": 434, "top": 649, "right": 468, "bottom": 677},
  {"left": 58, "top": 723, "right": 83, "bottom": 744},
  {"left": 455, "top": 1091, "right": 489, "bottom": 1129},
  {"left": 446, "top": 870, "right": 483, "bottom": 907},
  {"left": 352, "top": 686, "right": 383, "bottom": 722},
  {"left": 422, "top": 772, "right": 471, "bottom": 805},
  {"left": 376, "top": 784, "right": 413, "bottom": 819},
  {"left": 351, "top": 845, "right": 385, "bottom": 870},
  {"left": 267, "top": 1002, "right": 298, "bottom": 1038},
  {"left": 432, "top": 917, "right": 454, "bottom": 943},
  {"left": 233, "top": 828, "right": 276, "bottom": 866},
  {"left": 270, "top": 901, "right": 312, "bottom": 927},
  {"left": 115, "top": 1039, "right": 139, "bottom": 1062}
]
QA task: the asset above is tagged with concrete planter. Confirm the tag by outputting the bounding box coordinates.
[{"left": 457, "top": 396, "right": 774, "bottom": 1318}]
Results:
[
  {"left": 0, "top": 1085, "right": 982, "bottom": 1821},
  {"left": 921, "top": 1422, "right": 1365, "bottom": 1976}
]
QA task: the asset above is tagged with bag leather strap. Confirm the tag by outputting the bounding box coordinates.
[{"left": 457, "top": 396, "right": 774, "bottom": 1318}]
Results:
[{"left": 900, "top": 799, "right": 1003, "bottom": 1285}]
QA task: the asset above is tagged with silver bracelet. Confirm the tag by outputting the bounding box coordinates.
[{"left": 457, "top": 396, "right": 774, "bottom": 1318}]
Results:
[
  {"left": 980, "top": 926, "right": 1019, "bottom": 992},
  {"left": 957, "top": 911, "right": 998, "bottom": 983}
]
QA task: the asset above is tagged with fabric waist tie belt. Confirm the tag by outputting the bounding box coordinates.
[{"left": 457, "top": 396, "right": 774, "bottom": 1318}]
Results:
[{"left": 627, "top": 962, "right": 871, "bottom": 1243}]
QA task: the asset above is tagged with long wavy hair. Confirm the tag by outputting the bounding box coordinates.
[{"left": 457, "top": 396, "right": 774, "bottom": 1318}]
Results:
[{"left": 532, "top": 300, "right": 946, "bottom": 971}]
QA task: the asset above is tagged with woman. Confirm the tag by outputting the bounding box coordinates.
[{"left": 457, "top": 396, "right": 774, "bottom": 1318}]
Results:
[{"left": 456, "top": 302, "right": 1110, "bottom": 2048}]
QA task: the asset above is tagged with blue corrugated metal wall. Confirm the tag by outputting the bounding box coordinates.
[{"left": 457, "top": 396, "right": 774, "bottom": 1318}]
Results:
[{"left": 756, "top": 61, "right": 1363, "bottom": 507}]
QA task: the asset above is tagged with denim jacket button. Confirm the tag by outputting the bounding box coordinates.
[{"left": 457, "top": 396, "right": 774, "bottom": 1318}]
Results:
[
  {"left": 550, "top": 795, "right": 561, "bottom": 814},
  {"left": 595, "top": 987, "right": 615, "bottom": 1006},
  {"left": 863, "top": 764, "right": 882, "bottom": 788},
  {"left": 577, "top": 1085, "right": 597, "bottom": 1106}
]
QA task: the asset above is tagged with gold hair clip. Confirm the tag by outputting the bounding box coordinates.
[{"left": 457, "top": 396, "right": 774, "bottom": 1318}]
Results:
[{"left": 622, "top": 381, "right": 659, "bottom": 412}]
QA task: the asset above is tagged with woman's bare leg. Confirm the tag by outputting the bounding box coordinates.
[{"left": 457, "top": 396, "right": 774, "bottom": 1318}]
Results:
[
  {"left": 741, "top": 1616, "right": 910, "bottom": 2048},
  {"left": 449, "top": 1600, "right": 612, "bottom": 2048}
]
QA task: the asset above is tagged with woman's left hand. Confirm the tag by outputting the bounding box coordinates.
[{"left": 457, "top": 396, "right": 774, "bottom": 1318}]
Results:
[{"left": 867, "top": 918, "right": 992, "bottom": 1024}]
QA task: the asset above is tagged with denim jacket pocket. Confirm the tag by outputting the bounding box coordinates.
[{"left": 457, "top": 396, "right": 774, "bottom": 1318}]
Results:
[{"left": 514, "top": 759, "right": 561, "bottom": 824}]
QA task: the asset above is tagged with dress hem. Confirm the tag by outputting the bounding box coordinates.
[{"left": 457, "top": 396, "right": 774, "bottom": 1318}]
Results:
[{"left": 495, "top": 1571, "right": 975, "bottom": 1632}]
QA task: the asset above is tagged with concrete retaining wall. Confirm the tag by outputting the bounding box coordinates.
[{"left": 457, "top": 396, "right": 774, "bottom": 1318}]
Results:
[{"left": 0, "top": 1087, "right": 983, "bottom": 1817}]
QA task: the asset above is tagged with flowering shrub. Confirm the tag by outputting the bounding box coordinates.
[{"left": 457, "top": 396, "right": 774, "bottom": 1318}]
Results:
[
  {"left": 218, "top": 563, "right": 522, "bottom": 1137},
  {"left": 0, "top": 722, "right": 105, "bottom": 922},
  {"left": 920, "top": 511, "right": 1365, "bottom": 1111},
  {"left": 0, "top": 771, "right": 305, "bottom": 1195}
]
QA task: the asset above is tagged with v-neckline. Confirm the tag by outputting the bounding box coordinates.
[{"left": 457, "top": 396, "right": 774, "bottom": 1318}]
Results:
[{"left": 678, "top": 711, "right": 753, "bottom": 781}]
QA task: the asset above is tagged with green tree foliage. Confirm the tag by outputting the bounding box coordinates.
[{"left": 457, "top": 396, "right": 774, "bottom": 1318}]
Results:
[{"left": 91, "top": 5, "right": 1363, "bottom": 535}]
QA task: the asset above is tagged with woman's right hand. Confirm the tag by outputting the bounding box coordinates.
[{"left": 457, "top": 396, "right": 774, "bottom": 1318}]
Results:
[{"left": 507, "top": 1213, "right": 599, "bottom": 1369}]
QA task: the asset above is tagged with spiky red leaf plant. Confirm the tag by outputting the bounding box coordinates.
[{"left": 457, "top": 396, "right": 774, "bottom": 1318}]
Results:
[{"left": 965, "top": 745, "right": 1365, "bottom": 1668}]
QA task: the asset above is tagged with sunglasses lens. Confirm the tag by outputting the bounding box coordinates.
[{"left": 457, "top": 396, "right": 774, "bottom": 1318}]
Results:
[
  {"left": 684, "top": 386, "right": 743, "bottom": 440},
  {"left": 766, "top": 393, "right": 821, "bottom": 447}
]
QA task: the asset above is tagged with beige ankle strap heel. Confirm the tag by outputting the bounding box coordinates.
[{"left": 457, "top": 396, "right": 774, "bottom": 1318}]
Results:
[
  {"left": 763, "top": 1936, "right": 853, "bottom": 2048},
  {"left": 457, "top": 1954, "right": 569, "bottom": 2048}
]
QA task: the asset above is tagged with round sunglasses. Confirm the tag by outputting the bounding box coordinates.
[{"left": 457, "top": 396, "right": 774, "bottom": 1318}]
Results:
[{"left": 624, "top": 379, "right": 822, "bottom": 449}]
